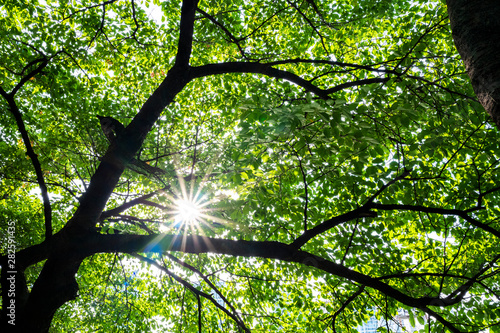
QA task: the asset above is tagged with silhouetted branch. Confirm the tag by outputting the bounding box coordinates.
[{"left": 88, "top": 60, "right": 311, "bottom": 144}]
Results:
[
  {"left": 62, "top": 0, "right": 117, "bottom": 21},
  {"left": 324, "top": 285, "right": 365, "bottom": 333},
  {"left": 132, "top": 253, "right": 250, "bottom": 332},
  {"left": 1, "top": 60, "right": 53, "bottom": 239},
  {"left": 290, "top": 170, "right": 409, "bottom": 250},
  {"left": 175, "top": 0, "right": 199, "bottom": 67},
  {"left": 196, "top": 7, "right": 247, "bottom": 57},
  {"left": 191, "top": 62, "right": 331, "bottom": 98},
  {"left": 164, "top": 253, "right": 247, "bottom": 329},
  {"left": 365, "top": 169, "right": 411, "bottom": 205},
  {"left": 100, "top": 191, "right": 159, "bottom": 219},
  {"left": 82, "top": 233, "right": 470, "bottom": 312},
  {"left": 368, "top": 203, "right": 500, "bottom": 238}
]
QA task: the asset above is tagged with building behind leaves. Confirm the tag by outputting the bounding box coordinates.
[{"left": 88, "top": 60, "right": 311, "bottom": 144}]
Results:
[{"left": 358, "top": 310, "right": 425, "bottom": 333}]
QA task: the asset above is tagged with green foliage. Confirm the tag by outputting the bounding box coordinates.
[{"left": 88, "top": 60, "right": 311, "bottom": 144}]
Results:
[{"left": 1, "top": 0, "right": 500, "bottom": 332}]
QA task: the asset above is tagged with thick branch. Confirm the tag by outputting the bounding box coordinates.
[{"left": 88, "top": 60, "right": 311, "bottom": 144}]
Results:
[
  {"left": 191, "top": 62, "right": 391, "bottom": 100},
  {"left": 191, "top": 62, "right": 331, "bottom": 98},
  {"left": 290, "top": 206, "right": 376, "bottom": 250},
  {"left": 368, "top": 203, "right": 500, "bottom": 238},
  {"left": 175, "top": 0, "right": 199, "bottom": 67},
  {"left": 80, "top": 233, "right": 466, "bottom": 311}
]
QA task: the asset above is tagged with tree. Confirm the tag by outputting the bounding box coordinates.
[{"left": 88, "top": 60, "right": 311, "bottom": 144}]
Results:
[
  {"left": 1, "top": 0, "right": 499, "bottom": 332},
  {"left": 446, "top": 0, "right": 500, "bottom": 130}
]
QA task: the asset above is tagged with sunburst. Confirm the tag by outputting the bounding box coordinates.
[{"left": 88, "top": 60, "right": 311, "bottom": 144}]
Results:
[
  {"left": 160, "top": 162, "right": 233, "bottom": 233},
  {"left": 174, "top": 198, "right": 202, "bottom": 224}
]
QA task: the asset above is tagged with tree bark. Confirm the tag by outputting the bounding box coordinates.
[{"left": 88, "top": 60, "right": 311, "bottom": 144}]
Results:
[{"left": 447, "top": 0, "right": 500, "bottom": 129}]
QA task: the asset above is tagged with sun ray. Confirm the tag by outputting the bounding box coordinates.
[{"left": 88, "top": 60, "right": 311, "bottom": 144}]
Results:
[{"left": 156, "top": 145, "right": 237, "bottom": 234}]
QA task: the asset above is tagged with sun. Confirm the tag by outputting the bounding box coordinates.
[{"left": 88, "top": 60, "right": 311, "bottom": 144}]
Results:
[
  {"left": 174, "top": 198, "right": 201, "bottom": 223},
  {"left": 159, "top": 153, "right": 236, "bottom": 232}
]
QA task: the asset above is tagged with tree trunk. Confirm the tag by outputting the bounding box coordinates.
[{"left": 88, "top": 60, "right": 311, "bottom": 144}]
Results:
[{"left": 447, "top": 0, "right": 500, "bottom": 129}]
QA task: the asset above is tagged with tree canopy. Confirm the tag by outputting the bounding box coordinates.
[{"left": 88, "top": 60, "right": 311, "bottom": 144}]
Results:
[{"left": 1, "top": 0, "right": 499, "bottom": 332}]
